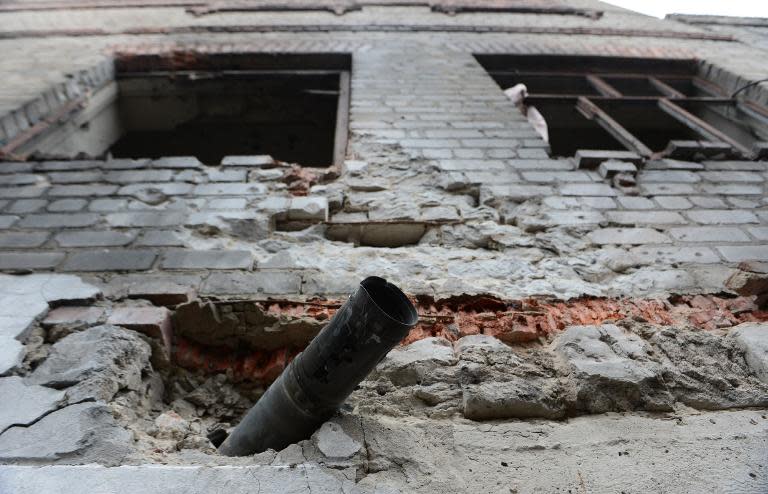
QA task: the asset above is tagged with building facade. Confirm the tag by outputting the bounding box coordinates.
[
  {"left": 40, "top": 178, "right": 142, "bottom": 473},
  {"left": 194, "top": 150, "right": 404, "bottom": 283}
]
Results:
[{"left": 0, "top": 1, "right": 767, "bottom": 492}]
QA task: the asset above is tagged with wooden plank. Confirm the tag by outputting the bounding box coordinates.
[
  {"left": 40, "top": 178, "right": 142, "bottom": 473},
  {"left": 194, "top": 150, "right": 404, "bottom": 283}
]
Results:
[
  {"left": 332, "top": 71, "right": 351, "bottom": 168},
  {"left": 575, "top": 96, "right": 653, "bottom": 157},
  {"left": 657, "top": 98, "right": 753, "bottom": 157},
  {"left": 648, "top": 77, "right": 685, "bottom": 98},
  {"left": 586, "top": 75, "right": 622, "bottom": 97}
]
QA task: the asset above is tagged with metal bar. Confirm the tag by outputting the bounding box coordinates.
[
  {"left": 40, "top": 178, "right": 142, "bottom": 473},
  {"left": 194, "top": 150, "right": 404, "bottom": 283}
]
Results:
[
  {"left": 739, "top": 100, "right": 768, "bottom": 123},
  {"left": 575, "top": 96, "right": 653, "bottom": 157},
  {"left": 648, "top": 77, "right": 685, "bottom": 98},
  {"left": 525, "top": 94, "right": 733, "bottom": 103},
  {"left": 657, "top": 98, "right": 753, "bottom": 157},
  {"left": 118, "top": 69, "right": 345, "bottom": 79},
  {"left": 489, "top": 70, "right": 698, "bottom": 80},
  {"left": 332, "top": 71, "right": 351, "bottom": 168},
  {"left": 692, "top": 76, "right": 728, "bottom": 97},
  {"left": 586, "top": 75, "right": 623, "bottom": 97}
]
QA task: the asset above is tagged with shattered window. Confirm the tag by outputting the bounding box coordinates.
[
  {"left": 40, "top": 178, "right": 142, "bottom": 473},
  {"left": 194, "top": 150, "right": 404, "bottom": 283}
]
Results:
[
  {"left": 8, "top": 53, "right": 351, "bottom": 167},
  {"left": 476, "top": 55, "right": 768, "bottom": 160}
]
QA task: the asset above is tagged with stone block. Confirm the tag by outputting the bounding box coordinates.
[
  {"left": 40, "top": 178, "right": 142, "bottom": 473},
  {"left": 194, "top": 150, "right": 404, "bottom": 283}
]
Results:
[
  {"left": 117, "top": 183, "right": 193, "bottom": 198},
  {"left": 7, "top": 199, "right": 46, "bottom": 214},
  {"left": 560, "top": 183, "right": 617, "bottom": 197},
  {"left": 640, "top": 183, "right": 696, "bottom": 195},
  {"left": 588, "top": 228, "right": 671, "bottom": 245},
  {"left": 616, "top": 196, "right": 655, "bottom": 209},
  {"left": 598, "top": 160, "right": 637, "bottom": 178},
  {"left": 0, "top": 252, "right": 64, "bottom": 271},
  {"left": 47, "top": 199, "right": 87, "bottom": 212},
  {"left": 480, "top": 184, "right": 554, "bottom": 205},
  {"left": 686, "top": 210, "right": 759, "bottom": 224},
  {"left": 18, "top": 213, "right": 100, "bottom": 229},
  {"left": 193, "top": 183, "right": 267, "bottom": 196},
  {"left": 639, "top": 170, "right": 700, "bottom": 183},
  {"left": 55, "top": 231, "right": 136, "bottom": 247},
  {"left": 107, "top": 306, "right": 172, "bottom": 353},
  {"left": 699, "top": 184, "right": 763, "bottom": 195},
  {"left": 342, "top": 160, "right": 368, "bottom": 175},
  {"left": 605, "top": 211, "right": 686, "bottom": 225},
  {"left": 0, "top": 173, "right": 40, "bottom": 186},
  {"left": 48, "top": 171, "right": 103, "bottom": 184},
  {"left": 160, "top": 250, "right": 253, "bottom": 270},
  {"left": 287, "top": 197, "right": 329, "bottom": 221},
  {"left": 0, "top": 232, "right": 49, "bottom": 248},
  {"left": 61, "top": 250, "right": 157, "bottom": 272},
  {"left": 654, "top": 196, "right": 693, "bottom": 209},
  {"left": 221, "top": 155, "right": 275, "bottom": 167},
  {"left": 106, "top": 212, "right": 186, "bottom": 227},
  {"left": 151, "top": 156, "right": 203, "bottom": 169},
  {"left": 629, "top": 246, "right": 721, "bottom": 264},
  {"left": 42, "top": 307, "right": 105, "bottom": 327},
  {"left": 201, "top": 271, "right": 302, "bottom": 296},
  {"left": 134, "top": 230, "right": 185, "bottom": 247},
  {"left": 0, "top": 185, "right": 48, "bottom": 199},
  {"left": 205, "top": 169, "right": 247, "bottom": 182},
  {"left": 48, "top": 185, "right": 118, "bottom": 197},
  {"left": 104, "top": 169, "right": 173, "bottom": 184},
  {"left": 575, "top": 150, "right": 641, "bottom": 169},
  {"left": 718, "top": 246, "right": 768, "bottom": 262},
  {"left": 127, "top": 281, "right": 195, "bottom": 306},
  {"left": 669, "top": 227, "right": 750, "bottom": 243}
]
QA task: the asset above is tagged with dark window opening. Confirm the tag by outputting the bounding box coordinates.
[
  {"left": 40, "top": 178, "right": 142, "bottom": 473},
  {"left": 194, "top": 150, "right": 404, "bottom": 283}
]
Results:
[
  {"left": 10, "top": 53, "right": 351, "bottom": 167},
  {"left": 476, "top": 54, "right": 768, "bottom": 160}
]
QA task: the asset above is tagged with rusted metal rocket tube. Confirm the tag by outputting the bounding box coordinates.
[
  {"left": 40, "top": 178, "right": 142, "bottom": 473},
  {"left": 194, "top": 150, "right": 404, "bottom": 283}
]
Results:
[{"left": 218, "top": 276, "right": 418, "bottom": 457}]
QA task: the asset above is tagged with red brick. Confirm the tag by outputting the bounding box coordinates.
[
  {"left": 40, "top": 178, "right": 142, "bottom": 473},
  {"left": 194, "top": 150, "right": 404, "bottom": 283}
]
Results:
[
  {"left": 42, "top": 306, "right": 104, "bottom": 327},
  {"left": 108, "top": 306, "right": 173, "bottom": 355}
]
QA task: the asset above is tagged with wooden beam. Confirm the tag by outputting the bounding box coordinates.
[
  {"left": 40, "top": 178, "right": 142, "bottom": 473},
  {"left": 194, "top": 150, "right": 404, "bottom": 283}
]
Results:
[
  {"left": 576, "top": 96, "right": 653, "bottom": 157},
  {"left": 332, "top": 71, "right": 351, "bottom": 168},
  {"left": 648, "top": 77, "right": 685, "bottom": 98},
  {"left": 657, "top": 98, "right": 753, "bottom": 157},
  {"left": 586, "top": 75, "right": 623, "bottom": 97}
]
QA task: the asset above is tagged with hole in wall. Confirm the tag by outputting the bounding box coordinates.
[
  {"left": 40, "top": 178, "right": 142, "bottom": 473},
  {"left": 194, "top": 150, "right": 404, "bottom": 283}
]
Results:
[{"left": 15, "top": 53, "right": 351, "bottom": 167}]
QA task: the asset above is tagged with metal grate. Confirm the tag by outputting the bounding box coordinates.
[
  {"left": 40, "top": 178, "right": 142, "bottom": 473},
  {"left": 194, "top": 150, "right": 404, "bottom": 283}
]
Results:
[{"left": 477, "top": 55, "right": 768, "bottom": 160}]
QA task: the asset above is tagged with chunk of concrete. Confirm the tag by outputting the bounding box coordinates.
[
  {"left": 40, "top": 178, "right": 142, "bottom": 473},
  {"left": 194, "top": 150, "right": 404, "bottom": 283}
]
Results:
[
  {"left": 462, "top": 379, "right": 565, "bottom": 420},
  {"left": 730, "top": 323, "right": 768, "bottom": 383},
  {"left": 0, "top": 274, "right": 101, "bottom": 375},
  {"left": 313, "top": 422, "right": 362, "bottom": 459},
  {"left": 0, "top": 464, "right": 360, "bottom": 493},
  {"left": 27, "top": 325, "right": 151, "bottom": 402},
  {"left": 375, "top": 337, "right": 457, "bottom": 386},
  {"left": 553, "top": 324, "right": 668, "bottom": 412},
  {"left": 0, "top": 377, "right": 65, "bottom": 433},
  {"left": 0, "top": 403, "right": 132, "bottom": 465}
]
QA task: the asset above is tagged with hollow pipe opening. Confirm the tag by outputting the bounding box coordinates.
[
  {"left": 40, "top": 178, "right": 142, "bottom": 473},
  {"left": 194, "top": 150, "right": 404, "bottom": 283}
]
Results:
[{"left": 360, "top": 276, "right": 418, "bottom": 327}]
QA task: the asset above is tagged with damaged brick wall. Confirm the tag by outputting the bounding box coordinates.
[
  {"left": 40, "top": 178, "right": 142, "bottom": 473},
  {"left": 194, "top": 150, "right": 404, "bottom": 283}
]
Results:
[{"left": 170, "top": 292, "right": 768, "bottom": 385}]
